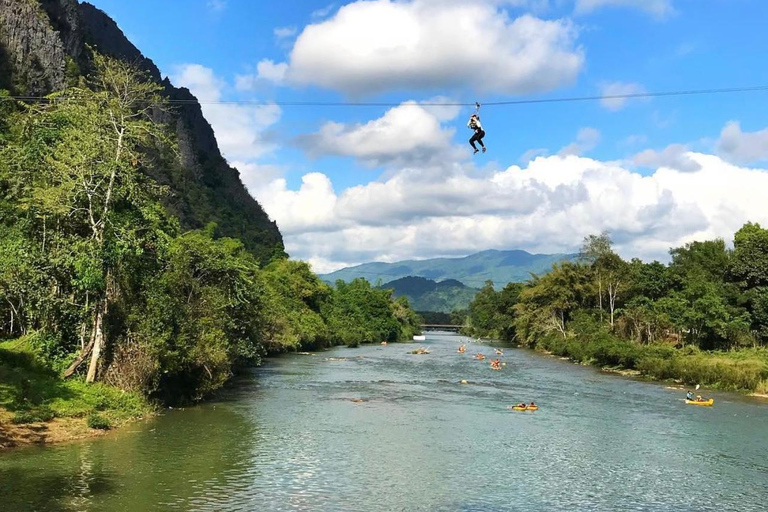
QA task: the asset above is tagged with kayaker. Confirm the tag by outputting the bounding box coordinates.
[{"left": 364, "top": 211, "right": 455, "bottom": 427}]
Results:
[
  {"left": 529, "top": 402, "right": 536, "bottom": 407},
  {"left": 696, "top": 395, "right": 703, "bottom": 402},
  {"left": 686, "top": 390, "right": 694, "bottom": 401}
]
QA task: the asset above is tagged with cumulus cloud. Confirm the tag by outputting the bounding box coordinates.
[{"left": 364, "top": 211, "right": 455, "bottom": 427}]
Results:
[
  {"left": 295, "top": 100, "right": 462, "bottom": 166},
  {"left": 559, "top": 127, "right": 600, "bottom": 156},
  {"left": 272, "top": 0, "right": 583, "bottom": 96},
  {"left": 172, "top": 64, "right": 281, "bottom": 183},
  {"left": 251, "top": 151, "right": 768, "bottom": 273},
  {"left": 274, "top": 26, "right": 297, "bottom": 39},
  {"left": 575, "top": 0, "right": 674, "bottom": 18},
  {"left": 633, "top": 144, "right": 701, "bottom": 173},
  {"left": 599, "top": 81, "right": 647, "bottom": 111},
  {"left": 717, "top": 121, "right": 768, "bottom": 164}
]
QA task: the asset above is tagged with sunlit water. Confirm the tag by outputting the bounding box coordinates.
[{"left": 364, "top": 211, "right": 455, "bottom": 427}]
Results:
[{"left": 2, "top": 333, "right": 768, "bottom": 511}]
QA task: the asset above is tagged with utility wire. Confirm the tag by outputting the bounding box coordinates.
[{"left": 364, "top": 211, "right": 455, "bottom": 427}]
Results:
[{"left": 2, "top": 85, "right": 768, "bottom": 107}]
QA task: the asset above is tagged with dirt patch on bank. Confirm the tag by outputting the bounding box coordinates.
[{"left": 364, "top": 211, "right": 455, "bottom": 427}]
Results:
[{"left": 0, "top": 410, "right": 108, "bottom": 450}]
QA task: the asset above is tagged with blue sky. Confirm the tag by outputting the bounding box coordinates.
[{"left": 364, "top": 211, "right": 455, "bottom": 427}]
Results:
[{"left": 88, "top": 0, "right": 768, "bottom": 272}]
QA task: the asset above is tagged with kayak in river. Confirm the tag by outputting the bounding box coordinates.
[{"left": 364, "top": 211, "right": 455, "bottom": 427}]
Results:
[
  {"left": 685, "top": 398, "right": 714, "bottom": 406},
  {"left": 508, "top": 404, "right": 538, "bottom": 411}
]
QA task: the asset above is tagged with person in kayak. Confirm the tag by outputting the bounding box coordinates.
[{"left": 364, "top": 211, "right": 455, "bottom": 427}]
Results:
[
  {"left": 467, "top": 114, "right": 486, "bottom": 154},
  {"left": 529, "top": 402, "right": 536, "bottom": 407},
  {"left": 686, "top": 390, "right": 694, "bottom": 401}
]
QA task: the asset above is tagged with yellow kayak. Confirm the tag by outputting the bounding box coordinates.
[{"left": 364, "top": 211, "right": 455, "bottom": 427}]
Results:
[
  {"left": 508, "top": 405, "right": 538, "bottom": 411},
  {"left": 685, "top": 398, "right": 714, "bottom": 406}
]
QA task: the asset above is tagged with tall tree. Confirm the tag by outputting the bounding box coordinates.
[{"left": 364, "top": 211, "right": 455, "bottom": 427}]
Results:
[{"left": 580, "top": 231, "right": 613, "bottom": 322}]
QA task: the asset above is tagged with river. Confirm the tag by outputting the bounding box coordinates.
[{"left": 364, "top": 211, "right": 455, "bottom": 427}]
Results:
[{"left": 2, "top": 333, "right": 768, "bottom": 511}]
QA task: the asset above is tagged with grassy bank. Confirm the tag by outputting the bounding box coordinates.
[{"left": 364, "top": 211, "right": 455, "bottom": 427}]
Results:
[
  {"left": 534, "top": 333, "right": 768, "bottom": 393},
  {"left": 0, "top": 337, "right": 152, "bottom": 449}
]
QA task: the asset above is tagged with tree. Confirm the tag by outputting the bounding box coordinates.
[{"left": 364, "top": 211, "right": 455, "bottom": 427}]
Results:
[
  {"left": 580, "top": 231, "right": 613, "bottom": 322},
  {"left": 730, "top": 223, "right": 768, "bottom": 343},
  {"left": 466, "top": 281, "right": 500, "bottom": 335},
  {"left": 1, "top": 53, "right": 174, "bottom": 382}
]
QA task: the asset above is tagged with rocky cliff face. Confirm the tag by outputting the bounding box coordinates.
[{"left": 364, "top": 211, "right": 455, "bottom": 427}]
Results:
[{"left": 0, "top": 0, "right": 285, "bottom": 263}]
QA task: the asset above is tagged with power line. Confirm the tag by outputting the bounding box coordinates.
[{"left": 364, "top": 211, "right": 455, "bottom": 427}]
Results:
[{"left": 3, "top": 85, "right": 768, "bottom": 107}]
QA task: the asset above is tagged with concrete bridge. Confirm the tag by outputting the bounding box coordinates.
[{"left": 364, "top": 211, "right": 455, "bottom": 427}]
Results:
[{"left": 421, "top": 324, "right": 462, "bottom": 332}]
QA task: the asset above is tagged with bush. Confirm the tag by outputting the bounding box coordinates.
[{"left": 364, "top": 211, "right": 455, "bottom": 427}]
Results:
[
  {"left": 86, "top": 412, "right": 112, "bottom": 430},
  {"left": 11, "top": 406, "right": 54, "bottom": 424}
]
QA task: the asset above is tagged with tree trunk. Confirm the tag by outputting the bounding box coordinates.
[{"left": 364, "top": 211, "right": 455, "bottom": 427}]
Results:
[
  {"left": 598, "top": 274, "right": 603, "bottom": 323},
  {"left": 63, "top": 318, "right": 97, "bottom": 379},
  {"left": 85, "top": 297, "right": 108, "bottom": 383}
]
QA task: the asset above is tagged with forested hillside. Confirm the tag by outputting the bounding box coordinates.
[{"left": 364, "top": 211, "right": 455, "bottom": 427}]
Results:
[
  {"left": 322, "top": 249, "right": 576, "bottom": 288},
  {"left": 378, "top": 276, "right": 479, "bottom": 313},
  {"left": 463, "top": 228, "right": 768, "bottom": 392}
]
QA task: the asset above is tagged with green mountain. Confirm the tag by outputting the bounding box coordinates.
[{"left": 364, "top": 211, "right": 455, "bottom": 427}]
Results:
[
  {"left": 0, "top": 0, "right": 284, "bottom": 264},
  {"left": 378, "top": 276, "right": 479, "bottom": 313},
  {"left": 322, "top": 250, "right": 576, "bottom": 289}
]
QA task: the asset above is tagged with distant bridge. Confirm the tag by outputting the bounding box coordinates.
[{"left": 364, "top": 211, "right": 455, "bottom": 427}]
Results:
[{"left": 421, "top": 324, "right": 462, "bottom": 332}]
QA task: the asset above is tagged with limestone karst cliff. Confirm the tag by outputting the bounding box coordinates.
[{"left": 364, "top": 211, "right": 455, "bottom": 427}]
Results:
[{"left": 0, "top": 0, "right": 285, "bottom": 263}]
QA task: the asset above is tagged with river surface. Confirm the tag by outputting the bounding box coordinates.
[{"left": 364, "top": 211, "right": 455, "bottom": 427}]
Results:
[{"left": 2, "top": 333, "right": 768, "bottom": 512}]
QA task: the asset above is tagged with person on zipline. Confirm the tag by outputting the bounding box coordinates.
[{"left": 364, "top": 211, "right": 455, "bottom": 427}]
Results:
[{"left": 467, "top": 113, "right": 486, "bottom": 154}]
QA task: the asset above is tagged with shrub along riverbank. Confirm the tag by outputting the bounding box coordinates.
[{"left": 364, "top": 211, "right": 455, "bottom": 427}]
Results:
[
  {"left": 534, "top": 327, "right": 768, "bottom": 393},
  {"left": 0, "top": 337, "right": 151, "bottom": 448},
  {"left": 462, "top": 226, "right": 768, "bottom": 393}
]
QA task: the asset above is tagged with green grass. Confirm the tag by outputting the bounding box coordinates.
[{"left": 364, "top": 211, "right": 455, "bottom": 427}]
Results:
[
  {"left": 536, "top": 333, "right": 768, "bottom": 392},
  {"left": 0, "top": 336, "right": 152, "bottom": 426}
]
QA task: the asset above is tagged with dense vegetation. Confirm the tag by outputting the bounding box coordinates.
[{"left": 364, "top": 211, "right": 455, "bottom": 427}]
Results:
[
  {"left": 378, "top": 276, "right": 479, "bottom": 313},
  {"left": 463, "top": 229, "right": 768, "bottom": 392},
  {"left": 0, "top": 55, "right": 421, "bottom": 426}
]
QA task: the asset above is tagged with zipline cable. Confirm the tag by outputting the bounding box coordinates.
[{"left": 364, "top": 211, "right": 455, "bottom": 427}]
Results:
[{"left": 2, "top": 85, "right": 768, "bottom": 107}]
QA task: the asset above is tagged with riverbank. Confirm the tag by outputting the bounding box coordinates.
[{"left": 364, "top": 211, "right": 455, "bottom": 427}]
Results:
[
  {"left": 0, "top": 339, "right": 152, "bottom": 450},
  {"left": 532, "top": 333, "right": 768, "bottom": 394}
]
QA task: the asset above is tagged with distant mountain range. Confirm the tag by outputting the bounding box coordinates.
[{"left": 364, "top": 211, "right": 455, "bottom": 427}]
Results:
[
  {"left": 320, "top": 249, "right": 576, "bottom": 289},
  {"left": 376, "top": 276, "right": 479, "bottom": 313}
]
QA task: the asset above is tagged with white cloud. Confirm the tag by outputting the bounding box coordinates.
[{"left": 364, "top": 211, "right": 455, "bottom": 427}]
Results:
[
  {"left": 172, "top": 64, "right": 281, "bottom": 163},
  {"left": 575, "top": 0, "right": 674, "bottom": 18},
  {"left": 559, "top": 127, "right": 600, "bottom": 156},
  {"left": 256, "top": 59, "right": 289, "bottom": 84},
  {"left": 296, "top": 100, "right": 462, "bottom": 166},
  {"left": 520, "top": 148, "right": 549, "bottom": 163},
  {"left": 274, "top": 26, "right": 297, "bottom": 39},
  {"left": 276, "top": 0, "right": 583, "bottom": 96},
  {"left": 206, "top": 0, "right": 226, "bottom": 12},
  {"left": 255, "top": 173, "right": 340, "bottom": 235},
  {"left": 717, "top": 121, "right": 768, "bottom": 164},
  {"left": 253, "top": 151, "right": 768, "bottom": 272},
  {"left": 633, "top": 144, "right": 700, "bottom": 173},
  {"left": 235, "top": 60, "right": 289, "bottom": 91},
  {"left": 311, "top": 3, "right": 336, "bottom": 19},
  {"left": 599, "top": 81, "right": 647, "bottom": 111},
  {"left": 231, "top": 161, "right": 286, "bottom": 191}
]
